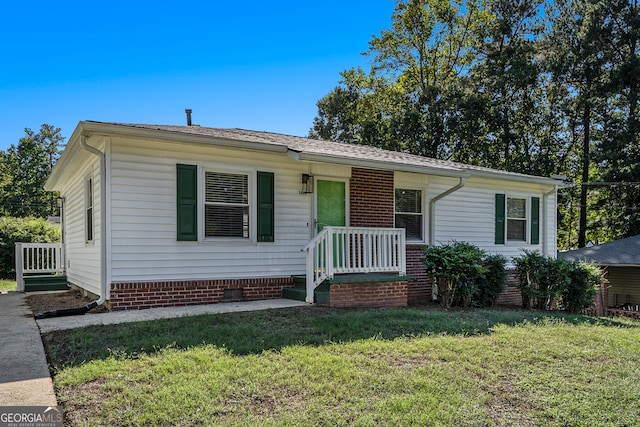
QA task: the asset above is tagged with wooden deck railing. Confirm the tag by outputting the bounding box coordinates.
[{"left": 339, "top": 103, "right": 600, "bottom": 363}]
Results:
[
  {"left": 303, "top": 227, "right": 406, "bottom": 303},
  {"left": 15, "top": 242, "right": 64, "bottom": 292}
]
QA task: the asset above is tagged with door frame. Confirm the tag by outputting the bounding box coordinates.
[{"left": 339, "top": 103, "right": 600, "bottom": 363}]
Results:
[{"left": 313, "top": 177, "right": 350, "bottom": 235}]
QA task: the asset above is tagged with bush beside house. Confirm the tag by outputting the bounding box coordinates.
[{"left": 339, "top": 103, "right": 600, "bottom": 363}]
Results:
[
  {"left": 424, "top": 242, "right": 601, "bottom": 314},
  {"left": 0, "top": 217, "right": 60, "bottom": 279}
]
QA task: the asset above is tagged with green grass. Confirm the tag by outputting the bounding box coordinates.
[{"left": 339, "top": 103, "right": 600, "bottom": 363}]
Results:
[
  {"left": 44, "top": 307, "right": 640, "bottom": 426},
  {"left": 0, "top": 279, "right": 16, "bottom": 291}
]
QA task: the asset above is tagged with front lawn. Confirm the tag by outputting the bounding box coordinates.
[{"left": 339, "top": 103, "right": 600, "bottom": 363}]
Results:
[
  {"left": 0, "top": 279, "right": 16, "bottom": 291},
  {"left": 43, "top": 307, "right": 640, "bottom": 426}
]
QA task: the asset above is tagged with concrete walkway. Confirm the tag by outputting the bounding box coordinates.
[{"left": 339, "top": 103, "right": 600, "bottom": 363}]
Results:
[
  {"left": 37, "top": 298, "right": 307, "bottom": 333},
  {"left": 0, "top": 292, "right": 57, "bottom": 406},
  {"left": 0, "top": 290, "right": 306, "bottom": 406}
]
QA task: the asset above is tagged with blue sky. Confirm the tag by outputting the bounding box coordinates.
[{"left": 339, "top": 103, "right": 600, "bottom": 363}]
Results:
[{"left": 0, "top": 0, "right": 396, "bottom": 151}]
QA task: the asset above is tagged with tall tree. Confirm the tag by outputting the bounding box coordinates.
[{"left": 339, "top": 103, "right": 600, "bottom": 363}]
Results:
[
  {"left": 310, "top": 0, "right": 491, "bottom": 159},
  {"left": 595, "top": 0, "right": 640, "bottom": 238},
  {"left": 0, "top": 124, "right": 64, "bottom": 217},
  {"left": 543, "top": 0, "right": 610, "bottom": 247}
]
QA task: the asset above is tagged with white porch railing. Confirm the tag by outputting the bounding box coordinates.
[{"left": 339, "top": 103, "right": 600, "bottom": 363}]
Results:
[
  {"left": 303, "top": 227, "right": 406, "bottom": 303},
  {"left": 15, "top": 243, "right": 65, "bottom": 292}
]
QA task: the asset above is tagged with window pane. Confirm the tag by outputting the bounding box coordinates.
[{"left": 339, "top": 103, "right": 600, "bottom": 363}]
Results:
[
  {"left": 507, "top": 198, "right": 526, "bottom": 218},
  {"left": 396, "top": 214, "right": 422, "bottom": 240},
  {"left": 507, "top": 219, "right": 526, "bottom": 241},
  {"left": 205, "top": 172, "right": 248, "bottom": 204},
  {"left": 205, "top": 206, "right": 249, "bottom": 238},
  {"left": 395, "top": 189, "right": 422, "bottom": 213}
]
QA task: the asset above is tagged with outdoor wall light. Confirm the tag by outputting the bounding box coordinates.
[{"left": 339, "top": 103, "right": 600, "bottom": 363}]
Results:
[{"left": 301, "top": 174, "right": 314, "bottom": 194}]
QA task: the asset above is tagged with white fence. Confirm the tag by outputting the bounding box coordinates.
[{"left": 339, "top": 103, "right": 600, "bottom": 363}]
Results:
[
  {"left": 304, "top": 227, "right": 406, "bottom": 303},
  {"left": 15, "top": 243, "right": 64, "bottom": 292}
]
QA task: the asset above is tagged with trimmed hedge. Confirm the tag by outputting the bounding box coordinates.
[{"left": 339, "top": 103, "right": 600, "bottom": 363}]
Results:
[{"left": 0, "top": 217, "right": 60, "bottom": 279}]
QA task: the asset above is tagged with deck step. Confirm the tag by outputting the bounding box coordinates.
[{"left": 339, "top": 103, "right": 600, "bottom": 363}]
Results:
[
  {"left": 283, "top": 276, "right": 330, "bottom": 304},
  {"left": 23, "top": 275, "right": 69, "bottom": 292}
]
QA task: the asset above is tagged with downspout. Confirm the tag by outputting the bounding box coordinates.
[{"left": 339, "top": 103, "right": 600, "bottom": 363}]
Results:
[
  {"left": 542, "top": 185, "right": 558, "bottom": 258},
  {"left": 428, "top": 177, "right": 466, "bottom": 302},
  {"left": 428, "top": 177, "right": 466, "bottom": 246},
  {"left": 35, "top": 135, "right": 107, "bottom": 319}
]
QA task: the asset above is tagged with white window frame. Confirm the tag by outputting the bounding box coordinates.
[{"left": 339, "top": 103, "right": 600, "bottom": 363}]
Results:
[
  {"left": 394, "top": 187, "right": 425, "bottom": 242},
  {"left": 199, "top": 165, "right": 256, "bottom": 242},
  {"left": 84, "top": 173, "right": 94, "bottom": 245},
  {"left": 505, "top": 195, "right": 528, "bottom": 244}
]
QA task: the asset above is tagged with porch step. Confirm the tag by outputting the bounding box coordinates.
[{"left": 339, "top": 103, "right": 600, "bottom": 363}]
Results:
[
  {"left": 23, "top": 275, "right": 69, "bottom": 292},
  {"left": 282, "top": 276, "right": 330, "bottom": 304}
]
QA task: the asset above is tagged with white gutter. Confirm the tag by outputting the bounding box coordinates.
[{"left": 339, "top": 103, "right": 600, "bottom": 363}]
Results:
[
  {"left": 428, "top": 177, "right": 467, "bottom": 245},
  {"left": 80, "top": 135, "right": 107, "bottom": 305},
  {"left": 542, "top": 184, "right": 559, "bottom": 258}
]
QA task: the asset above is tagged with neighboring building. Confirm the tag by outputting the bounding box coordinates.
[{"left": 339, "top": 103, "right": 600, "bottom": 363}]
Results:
[
  {"left": 45, "top": 121, "right": 562, "bottom": 310},
  {"left": 559, "top": 235, "right": 640, "bottom": 308}
]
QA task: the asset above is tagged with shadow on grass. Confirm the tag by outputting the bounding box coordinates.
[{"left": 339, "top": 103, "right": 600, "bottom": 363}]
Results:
[{"left": 42, "top": 305, "right": 637, "bottom": 370}]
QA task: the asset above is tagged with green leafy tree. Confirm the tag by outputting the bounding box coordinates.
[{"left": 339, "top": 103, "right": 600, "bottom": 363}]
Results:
[{"left": 0, "top": 124, "right": 64, "bottom": 217}]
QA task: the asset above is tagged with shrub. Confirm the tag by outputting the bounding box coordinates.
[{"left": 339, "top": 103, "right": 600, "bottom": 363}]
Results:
[
  {"left": 558, "top": 262, "right": 602, "bottom": 313},
  {"left": 423, "top": 241, "right": 487, "bottom": 308},
  {"left": 513, "top": 250, "right": 572, "bottom": 310},
  {"left": 513, "top": 250, "right": 600, "bottom": 312},
  {"left": 0, "top": 217, "right": 60, "bottom": 279},
  {"left": 473, "top": 254, "right": 508, "bottom": 307},
  {"left": 512, "top": 250, "right": 546, "bottom": 309}
]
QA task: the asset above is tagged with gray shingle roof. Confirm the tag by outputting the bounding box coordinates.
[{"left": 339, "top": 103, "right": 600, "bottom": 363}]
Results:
[
  {"left": 84, "top": 121, "right": 562, "bottom": 185},
  {"left": 558, "top": 235, "right": 640, "bottom": 266}
]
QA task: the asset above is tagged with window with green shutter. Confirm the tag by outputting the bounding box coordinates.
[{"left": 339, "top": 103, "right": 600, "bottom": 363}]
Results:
[
  {"left": 257, "top": 171, "right": 275, "bottom": 242},
  {"left": 495, "top": 194, "right": 505, "bottom": 244},
  {"left": 495, "top": 194, "right": 540, "bottom": 245},
  {"left": 176, "top": 164, "right": 197, "bottom": 241},
  {"left": 530, "top": 197, "right": 540, "bottom": 245},
  {"left": 177, "top": 165, "right": 275, "bottom": 242}
]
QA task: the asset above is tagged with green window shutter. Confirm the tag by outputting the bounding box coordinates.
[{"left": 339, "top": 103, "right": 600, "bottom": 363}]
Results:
[
  {"left": 531, "top": 196, "right": 540, "bottom": 245},
  {"left": 495, "top": 194, "right": 505, "bottom": 244},
  {"left": 176, "top": 164, "right": 197, "bottom": 241},
  {"left": 257, "top": 171, "right": 275, "bottom": 242}
]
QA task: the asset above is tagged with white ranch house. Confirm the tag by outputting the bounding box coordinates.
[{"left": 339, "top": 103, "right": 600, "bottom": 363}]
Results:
[{"left": 40, "top": 121, "right": 562, "bottom": 309}]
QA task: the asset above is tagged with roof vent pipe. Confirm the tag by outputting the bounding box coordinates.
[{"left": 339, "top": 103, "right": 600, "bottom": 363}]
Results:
[{"left": 185, "top": 109, "right": 192, "bottom": 126}]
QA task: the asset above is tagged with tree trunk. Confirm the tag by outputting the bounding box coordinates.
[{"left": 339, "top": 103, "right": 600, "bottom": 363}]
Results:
[{"left": 578, "top": 102, "right": 591, "bottom": 248}]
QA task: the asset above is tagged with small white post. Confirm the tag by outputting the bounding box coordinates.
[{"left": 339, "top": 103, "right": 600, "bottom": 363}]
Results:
[{"left": 15, "top": 243, "right": 24, "bottom": 292}]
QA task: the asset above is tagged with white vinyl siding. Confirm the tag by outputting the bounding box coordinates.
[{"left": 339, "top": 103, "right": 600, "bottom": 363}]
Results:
[
  {"left": 58, "top": 149, "right": 102, "bottom": 297},
  {"left": 428, "top": 177, "right": 552, "bottom": 260},
  {"left": 108, "top": 138, "right": 311, "bottom": 282}
]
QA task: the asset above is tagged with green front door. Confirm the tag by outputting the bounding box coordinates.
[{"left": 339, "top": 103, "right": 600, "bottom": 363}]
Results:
[
  {"left": 316, "top": 180, "right": 346, "bottom": 232},
  {"left": 316, "top": 180, "right": 347, "bottom": 268}
]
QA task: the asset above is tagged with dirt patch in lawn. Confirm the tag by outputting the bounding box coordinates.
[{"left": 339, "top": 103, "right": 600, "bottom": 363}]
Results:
[{"left": 26, "top": 290, "right": 109, "bottom": 315}]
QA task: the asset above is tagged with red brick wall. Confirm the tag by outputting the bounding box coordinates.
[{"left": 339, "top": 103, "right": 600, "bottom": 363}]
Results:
[
  {"left": 406, "top": 245, "right": 432, "bottom": 305},
  {"left": 109, "top": 277, "right": 293, "bottom": 310},
  {"left": 495, "top": 270, "right": 523, "bottom": 306},
  {"left": 350, "top": 168, "right": 394, "bottom": 227},
  {"left": 330, "top": 281, "right": 408, "bottom": 308}
]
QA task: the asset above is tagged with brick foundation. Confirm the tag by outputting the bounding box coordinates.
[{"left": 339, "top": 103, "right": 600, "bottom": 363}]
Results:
[
  {"left": 330, "top": 281, "right": 408, "bottom": 308},
  {"left": 109, "top": 277, "right": 293, "bottom": 310},
  {"left": 495, "top": 270, "right": 523, "bottom": 306},
  {"left": 406, "top": 245, "right": 431, "bottom": 304}
]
